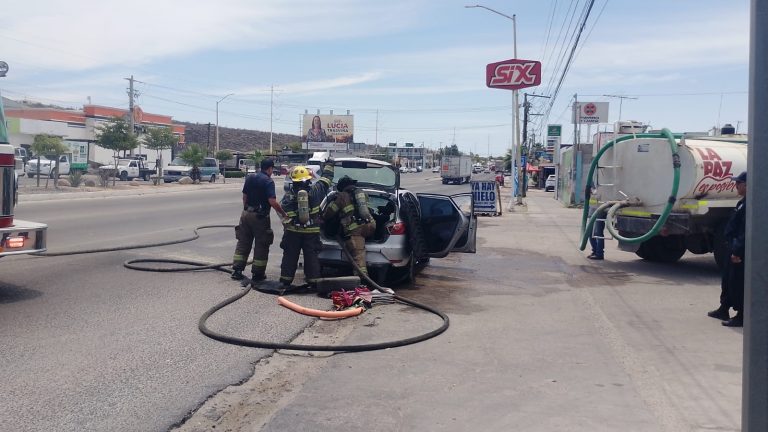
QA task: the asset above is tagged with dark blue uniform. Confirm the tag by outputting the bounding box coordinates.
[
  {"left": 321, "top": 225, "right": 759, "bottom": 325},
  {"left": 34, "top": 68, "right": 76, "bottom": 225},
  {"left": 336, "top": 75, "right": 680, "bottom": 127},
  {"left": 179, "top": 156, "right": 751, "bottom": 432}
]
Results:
[
  {"left": 232, "top": 171, "right": 276, "bottom": 278},
  {"left": 723, "top": 197, "right": 746, "bottom": 313}
]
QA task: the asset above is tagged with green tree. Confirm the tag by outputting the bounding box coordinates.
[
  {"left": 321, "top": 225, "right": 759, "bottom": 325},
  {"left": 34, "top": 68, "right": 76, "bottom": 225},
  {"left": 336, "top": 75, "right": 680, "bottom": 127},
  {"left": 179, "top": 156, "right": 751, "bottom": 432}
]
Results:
[
  {"left": 248, "top": 149, "right": 263, "bottom": 165},
  {"left": 215, "top": 149, "right": 233, "bottom": 184},
  {"left": 47, "top": 140, "right": 70, "bottom": 190},
  {"left": 503, "top": 148, "right": 513, "bottom": 170},
  {"left": 30, "top": 134, "right": 62, "bottom": 188},
  {"left": 143, "top": 127, "right": 177, "bottom": 183},
  {"left": 179, "top": 143, "right": 205, "bottom": 183},
  {"left": 95, "top": 117, "right": 138, "bottom": 186}
]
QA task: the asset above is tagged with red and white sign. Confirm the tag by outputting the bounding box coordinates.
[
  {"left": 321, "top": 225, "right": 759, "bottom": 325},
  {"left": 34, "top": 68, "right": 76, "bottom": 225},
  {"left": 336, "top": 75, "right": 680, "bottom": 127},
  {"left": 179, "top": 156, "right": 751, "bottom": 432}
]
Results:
[
  {"left": 572, "top": 101, "right": 609, "bottom": 124},
  {"left": 486, "top": 59, "right": 542, "bottom": 91}
]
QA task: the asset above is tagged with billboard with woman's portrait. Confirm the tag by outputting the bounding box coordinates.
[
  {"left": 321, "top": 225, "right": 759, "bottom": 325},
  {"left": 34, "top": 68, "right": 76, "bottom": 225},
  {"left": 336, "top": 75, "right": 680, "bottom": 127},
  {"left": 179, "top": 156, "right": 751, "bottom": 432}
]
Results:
[{"left": 302, "top": 114, "right": 354, "bottom": 144}]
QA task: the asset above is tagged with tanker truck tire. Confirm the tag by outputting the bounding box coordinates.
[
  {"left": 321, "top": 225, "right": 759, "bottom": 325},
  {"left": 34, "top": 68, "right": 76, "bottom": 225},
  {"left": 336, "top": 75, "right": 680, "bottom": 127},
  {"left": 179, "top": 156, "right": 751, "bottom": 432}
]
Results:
[{"left": 635, "top": 235, "right": 686, "bottom": 264}]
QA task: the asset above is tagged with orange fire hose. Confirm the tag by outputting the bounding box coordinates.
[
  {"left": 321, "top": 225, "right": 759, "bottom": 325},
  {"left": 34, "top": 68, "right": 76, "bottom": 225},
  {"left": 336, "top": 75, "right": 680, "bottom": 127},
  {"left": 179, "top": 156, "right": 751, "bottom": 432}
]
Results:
[{"left": 277, "top": 296, "right": 364, "bottom": 319}]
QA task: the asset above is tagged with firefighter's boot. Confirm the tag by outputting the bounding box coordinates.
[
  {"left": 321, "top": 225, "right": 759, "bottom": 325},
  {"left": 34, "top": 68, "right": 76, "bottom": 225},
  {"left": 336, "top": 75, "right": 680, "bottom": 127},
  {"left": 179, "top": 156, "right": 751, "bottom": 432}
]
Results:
[{"left": 231, "top": 269, "right": 245, "bottom": 281}]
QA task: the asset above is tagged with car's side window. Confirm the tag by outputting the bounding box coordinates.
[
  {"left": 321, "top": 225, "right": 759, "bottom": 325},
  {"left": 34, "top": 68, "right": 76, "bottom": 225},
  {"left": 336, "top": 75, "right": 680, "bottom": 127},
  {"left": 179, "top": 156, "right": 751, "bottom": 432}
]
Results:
[{"left": 419, "top": 196, "right": 459, "bottom": 252}]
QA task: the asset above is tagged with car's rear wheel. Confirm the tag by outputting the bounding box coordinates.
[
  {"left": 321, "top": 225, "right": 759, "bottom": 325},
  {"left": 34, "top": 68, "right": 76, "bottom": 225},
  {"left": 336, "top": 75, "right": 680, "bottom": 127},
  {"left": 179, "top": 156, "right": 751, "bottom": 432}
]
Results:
[
  {"left": 120, "top": 171, "right": 128, "bottom": 182},
  {"left": 143, "top": 173, "right": 151, "bottom": 181}
]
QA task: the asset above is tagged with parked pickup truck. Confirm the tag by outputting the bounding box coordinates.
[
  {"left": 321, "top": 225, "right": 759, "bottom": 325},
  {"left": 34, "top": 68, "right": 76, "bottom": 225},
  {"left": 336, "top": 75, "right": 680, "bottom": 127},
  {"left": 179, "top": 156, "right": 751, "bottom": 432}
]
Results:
[
  {"left": 100, "top": 158, "right": 156, "bottom": 181},
  {"left": 164, "top": 157, "right": 219, "bottom": 183},
  {"left": 25, "top": 154, "right": 71, "bottom": 178}
]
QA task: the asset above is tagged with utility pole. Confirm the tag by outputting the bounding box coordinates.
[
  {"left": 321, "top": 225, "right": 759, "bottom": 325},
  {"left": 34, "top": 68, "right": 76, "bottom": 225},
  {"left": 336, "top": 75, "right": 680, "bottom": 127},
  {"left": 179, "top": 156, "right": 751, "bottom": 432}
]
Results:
[
  {"left": 269, "top": 84, "right": 274, "bottom": 155},
  {"left": 522, "top": 93, "right": 550, "bottom": 195},
  {"left": 215, "top": 93, "right": 234, "bottom": 155},
  {"left": 375, "top": 109, "right": 379, "bottom": 148},
  {"left": 206, "top": 123, "right": 212, "bottom": 155},
  {"left": 603, "top": 95, "right": 637, "bottom": 123},
  {"left": 125, "top": 75, "right": 139, "bottom": 157},
  {"left": 744, "top": 1, "right": 768, "bottom": 430},
  {"left": 572, "top": 93, "right": 579, "bottom": 206}
]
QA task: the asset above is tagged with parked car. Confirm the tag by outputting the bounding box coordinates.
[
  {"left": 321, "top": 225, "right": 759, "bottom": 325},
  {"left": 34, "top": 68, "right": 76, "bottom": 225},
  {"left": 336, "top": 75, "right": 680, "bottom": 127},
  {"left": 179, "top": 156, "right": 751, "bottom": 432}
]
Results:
[
  {"left": 25, "top": 154, "right": 71, "bottom": 178},
  {"left": 545, "top": 174, "right": 556, "bottom": 192},
  {"left": 408, "top": 167, "right": 417, "bottom": 173},
  {"left": 399, "top": 166, "right": 409, "bottom": 173},
  {"left": 431, "top": 166, "right": 440, "bottom": 173},
  {"left": 416, "top": 166, "right": 423, "bottom": 172},
  {"left": 318, "top": 157, "right": 478, "bottom": 284},
  {"left": 164, "top": 157, "right": 219, "bottom": 183}
]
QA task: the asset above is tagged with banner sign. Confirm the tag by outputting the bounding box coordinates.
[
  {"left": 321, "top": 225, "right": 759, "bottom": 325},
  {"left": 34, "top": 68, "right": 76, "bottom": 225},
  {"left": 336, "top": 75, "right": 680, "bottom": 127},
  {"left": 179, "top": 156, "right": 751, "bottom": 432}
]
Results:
[
  {"left": 302, "top": 114, "right": 354, "bottom": 143},
  {"left": 472, "top": 180, "right": 501, "bottom": 215},
  {"left": 486, "top": 59, "right": 542, "bottom": 91},
  {"left": 572, "top": 102, "right": 609, "bottom": 124}
]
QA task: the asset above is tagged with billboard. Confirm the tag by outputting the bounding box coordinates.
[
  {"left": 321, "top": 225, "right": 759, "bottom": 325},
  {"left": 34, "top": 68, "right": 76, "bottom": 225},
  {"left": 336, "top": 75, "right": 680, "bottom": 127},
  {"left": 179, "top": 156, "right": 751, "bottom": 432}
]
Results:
[
  {"left": 302, "top": 114, "right": 354, "bottom": 144},
  {"left": 572, "top": 102, "right": 609, "bottom": 124},
  {"left": 486, "top": 59, "right": 542, "bottom": 91}
]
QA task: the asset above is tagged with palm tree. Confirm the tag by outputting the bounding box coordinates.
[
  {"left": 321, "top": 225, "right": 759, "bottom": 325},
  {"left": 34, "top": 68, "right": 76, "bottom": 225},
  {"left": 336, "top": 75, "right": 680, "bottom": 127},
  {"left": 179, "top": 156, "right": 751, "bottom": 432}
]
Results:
[{"left": 180, "top": 143, "right": 205, "bottom": 183}]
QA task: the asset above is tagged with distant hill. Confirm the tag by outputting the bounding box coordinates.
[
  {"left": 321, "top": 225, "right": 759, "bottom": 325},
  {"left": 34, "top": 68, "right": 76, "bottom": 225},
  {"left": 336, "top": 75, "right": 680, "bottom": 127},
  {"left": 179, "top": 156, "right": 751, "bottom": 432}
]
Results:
[
  {"left": 1, "top": 97, "right": 302, "bottom": 154},
  {"left": 179, "top": 121, "right": 301, "bottom": 154}
]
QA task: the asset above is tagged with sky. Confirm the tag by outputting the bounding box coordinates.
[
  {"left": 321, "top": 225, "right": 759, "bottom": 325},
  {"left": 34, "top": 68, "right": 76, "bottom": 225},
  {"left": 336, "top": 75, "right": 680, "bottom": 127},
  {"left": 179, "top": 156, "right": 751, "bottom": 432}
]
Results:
[{"left": 0, "top": 0, "right": 752, "bottom": 157}]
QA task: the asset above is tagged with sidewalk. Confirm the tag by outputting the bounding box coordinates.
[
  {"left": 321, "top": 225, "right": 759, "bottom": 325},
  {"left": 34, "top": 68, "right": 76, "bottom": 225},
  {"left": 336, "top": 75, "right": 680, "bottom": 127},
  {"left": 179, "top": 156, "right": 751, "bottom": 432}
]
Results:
[{"left": 176, "top": 190, "right": 742, "bottom": 432}]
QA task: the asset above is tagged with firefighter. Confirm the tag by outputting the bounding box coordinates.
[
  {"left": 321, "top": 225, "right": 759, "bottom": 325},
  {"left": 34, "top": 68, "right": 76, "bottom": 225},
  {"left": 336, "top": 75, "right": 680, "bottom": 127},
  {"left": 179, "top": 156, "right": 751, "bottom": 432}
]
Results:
[
  {"left": 231, "top": 158, "right": 288, "bottom": 285},
  {"left": 279, "top": 161, "right": 334, "bottom": 288},
  {"left": 321, "top": 176, "right": 376, "bottom": 283}
]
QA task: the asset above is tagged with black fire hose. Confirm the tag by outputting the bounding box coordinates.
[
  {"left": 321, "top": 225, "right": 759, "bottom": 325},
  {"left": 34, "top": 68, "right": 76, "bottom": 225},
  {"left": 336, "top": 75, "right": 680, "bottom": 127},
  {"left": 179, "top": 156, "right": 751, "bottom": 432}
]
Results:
[{"left": 37, "top": 225, "right": 450, "bottom": 353}]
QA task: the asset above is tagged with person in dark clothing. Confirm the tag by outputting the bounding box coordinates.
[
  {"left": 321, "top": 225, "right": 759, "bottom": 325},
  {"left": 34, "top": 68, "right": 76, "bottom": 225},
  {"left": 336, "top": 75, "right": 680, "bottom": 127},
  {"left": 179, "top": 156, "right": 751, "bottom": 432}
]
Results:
[
  {"left": 231, "top": 159, "right": 288, "bottom": 285},
  {"left": 321, "top": 176, "right": 376, "bottom": 283},
  {"left": 708, "top": 171, "right": 747, "bottom": 327},
  {"left": 588, "top": 207, "right": 606, "bottom": 260},
  {"left": 279, "top": 162, "right": 334, "bottom": 288}
]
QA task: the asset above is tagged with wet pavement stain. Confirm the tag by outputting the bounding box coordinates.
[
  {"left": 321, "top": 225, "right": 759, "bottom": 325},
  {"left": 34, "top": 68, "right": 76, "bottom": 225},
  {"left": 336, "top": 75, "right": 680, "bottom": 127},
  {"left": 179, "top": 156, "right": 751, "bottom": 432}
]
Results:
[{"left": 398, "top": 246, "right": 720, "bottom": 316}]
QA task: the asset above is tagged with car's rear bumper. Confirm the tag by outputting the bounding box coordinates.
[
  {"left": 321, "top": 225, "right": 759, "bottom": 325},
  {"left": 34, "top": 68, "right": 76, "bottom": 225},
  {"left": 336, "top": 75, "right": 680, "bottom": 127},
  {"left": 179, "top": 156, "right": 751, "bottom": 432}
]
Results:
[{"left": 318, "top": 241, "right": 410, "bottom": 269}]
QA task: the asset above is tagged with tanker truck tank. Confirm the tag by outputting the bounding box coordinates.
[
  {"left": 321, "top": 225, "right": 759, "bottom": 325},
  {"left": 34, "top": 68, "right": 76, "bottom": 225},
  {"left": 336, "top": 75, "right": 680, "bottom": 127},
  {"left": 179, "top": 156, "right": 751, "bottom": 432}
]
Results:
[{"left": 581, "top": 130, "right": 747, "bottom": 268}]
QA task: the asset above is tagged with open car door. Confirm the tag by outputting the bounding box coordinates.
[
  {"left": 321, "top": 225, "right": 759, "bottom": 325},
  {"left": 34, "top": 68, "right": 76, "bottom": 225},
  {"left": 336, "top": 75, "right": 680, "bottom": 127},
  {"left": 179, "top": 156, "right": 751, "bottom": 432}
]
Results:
[{"left": 417, "top": 193, "right": 478, "bottom": 258}]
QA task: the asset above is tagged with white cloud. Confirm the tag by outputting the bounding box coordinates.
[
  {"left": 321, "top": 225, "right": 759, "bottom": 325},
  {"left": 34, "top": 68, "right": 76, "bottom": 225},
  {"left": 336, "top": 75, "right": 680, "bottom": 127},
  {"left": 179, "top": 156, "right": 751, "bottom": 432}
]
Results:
[
  {"left": 0, "top": 0, "right": 426, "bottom": 72},
  {"left": 268, "top": 72, "right": 384, "bottom": 95}
]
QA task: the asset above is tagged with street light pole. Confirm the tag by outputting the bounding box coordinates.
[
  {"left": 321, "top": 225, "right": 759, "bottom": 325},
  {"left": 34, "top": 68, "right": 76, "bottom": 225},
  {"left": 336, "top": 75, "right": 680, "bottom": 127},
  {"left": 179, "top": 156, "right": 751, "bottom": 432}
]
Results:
[
  {"left": 466, "top": 4, "right": 522, "bottom": 205},
  {"left": 215, "top": 93, "right": 234, "bottom": 155}
]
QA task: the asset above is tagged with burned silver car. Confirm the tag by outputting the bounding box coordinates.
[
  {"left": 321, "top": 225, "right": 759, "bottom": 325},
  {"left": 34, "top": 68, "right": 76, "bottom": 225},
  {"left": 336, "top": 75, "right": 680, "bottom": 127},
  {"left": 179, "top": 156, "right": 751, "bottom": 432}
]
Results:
[{"left": 318, "top": 157, "right": 477, "bottom": 284}]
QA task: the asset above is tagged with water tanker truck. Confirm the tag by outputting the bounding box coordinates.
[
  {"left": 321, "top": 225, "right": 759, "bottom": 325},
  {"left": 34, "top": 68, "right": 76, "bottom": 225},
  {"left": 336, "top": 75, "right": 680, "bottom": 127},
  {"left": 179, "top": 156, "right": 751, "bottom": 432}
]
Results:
[{"left": 580, "top": 127, "right": 747, "bottom": 268}]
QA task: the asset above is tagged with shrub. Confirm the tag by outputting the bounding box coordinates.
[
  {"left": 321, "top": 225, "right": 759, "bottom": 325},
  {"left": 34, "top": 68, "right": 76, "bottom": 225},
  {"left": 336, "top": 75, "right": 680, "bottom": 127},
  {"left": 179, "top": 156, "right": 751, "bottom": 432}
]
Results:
[
  {"left": 225, "top": 171, "right": 246, "bottom": 178},
  {"left": 98, "top": 170, "right": 112, "bottom": 187},
  {"left": 68, "top": 171, "right": 83, "bottom": 187}
]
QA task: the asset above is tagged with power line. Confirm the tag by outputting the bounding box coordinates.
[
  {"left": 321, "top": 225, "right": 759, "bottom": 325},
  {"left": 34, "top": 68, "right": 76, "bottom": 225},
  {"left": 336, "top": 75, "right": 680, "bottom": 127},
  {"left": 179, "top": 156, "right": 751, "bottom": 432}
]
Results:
[{"left": 545, "top": 0, "right": 597, "bottom": 122}]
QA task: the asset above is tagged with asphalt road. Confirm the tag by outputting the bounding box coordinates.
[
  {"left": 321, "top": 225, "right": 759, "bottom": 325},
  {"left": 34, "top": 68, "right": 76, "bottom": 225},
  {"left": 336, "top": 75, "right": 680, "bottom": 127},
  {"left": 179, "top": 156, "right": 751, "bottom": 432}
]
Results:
[{"left": 0, "top": 170, "right": 476, "bottom": 432}]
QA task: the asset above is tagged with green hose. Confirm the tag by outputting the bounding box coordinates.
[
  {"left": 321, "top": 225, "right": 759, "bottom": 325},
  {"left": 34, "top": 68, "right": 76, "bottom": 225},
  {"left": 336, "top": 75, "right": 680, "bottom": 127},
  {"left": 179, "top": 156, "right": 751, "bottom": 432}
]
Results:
[{"left": 579, "top": 128, "right": 682, "bottom": 251}]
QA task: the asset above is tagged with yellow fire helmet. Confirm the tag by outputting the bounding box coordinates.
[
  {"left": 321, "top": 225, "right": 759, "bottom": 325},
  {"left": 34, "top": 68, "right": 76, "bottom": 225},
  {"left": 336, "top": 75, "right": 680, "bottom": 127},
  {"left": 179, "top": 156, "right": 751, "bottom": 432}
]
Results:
[{"left": 290, "top": 165, "right": 313, "bottom": 182}]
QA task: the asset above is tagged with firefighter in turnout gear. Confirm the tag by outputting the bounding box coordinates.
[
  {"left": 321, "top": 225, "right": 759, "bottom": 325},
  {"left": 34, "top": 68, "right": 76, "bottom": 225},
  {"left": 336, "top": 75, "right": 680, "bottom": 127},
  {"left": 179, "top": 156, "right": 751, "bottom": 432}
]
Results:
[
  {"left": 279, "top": 161, "right": 334, "bottom": 288},
  {"left": 231, "top": 159, "right": 289, "bottom": 285},
  {"left": 322, "top": 176, "right": 376, "bottom": 283}
]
